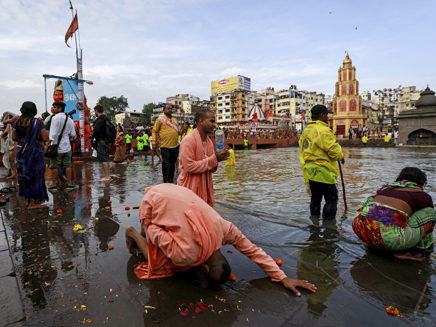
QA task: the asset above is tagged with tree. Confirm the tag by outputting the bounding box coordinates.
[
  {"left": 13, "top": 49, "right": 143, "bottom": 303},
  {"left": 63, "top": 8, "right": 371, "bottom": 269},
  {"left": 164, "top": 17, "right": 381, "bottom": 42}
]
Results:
[
  {"left": 139, "top": 102, "right": 156, "bottom": 125},
  {"left": 95, "top": 95, "right": 129, "bottom": 121}
]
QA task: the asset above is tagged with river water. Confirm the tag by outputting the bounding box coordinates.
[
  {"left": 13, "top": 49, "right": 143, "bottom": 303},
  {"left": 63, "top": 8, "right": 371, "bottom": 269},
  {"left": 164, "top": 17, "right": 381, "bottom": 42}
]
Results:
[{"left": 2, "top": 147, "right": 436, "bottom": 326}]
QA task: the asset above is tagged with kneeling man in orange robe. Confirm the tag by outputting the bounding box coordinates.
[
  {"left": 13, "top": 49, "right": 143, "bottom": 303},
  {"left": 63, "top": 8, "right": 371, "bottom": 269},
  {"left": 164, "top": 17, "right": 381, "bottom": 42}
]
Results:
[{"left": 125, "top": 184, "right": 317, "bottom": 296}]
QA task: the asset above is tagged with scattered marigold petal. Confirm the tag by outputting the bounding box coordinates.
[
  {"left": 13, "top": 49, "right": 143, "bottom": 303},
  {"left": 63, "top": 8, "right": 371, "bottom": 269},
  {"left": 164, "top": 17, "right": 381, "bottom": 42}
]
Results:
[
  {"left": 275, "top": 259, "right": 282, "bottom": 266},
  {"left": 105, "top": 207, "right": 110, "bottom": 210},
  {"left": 227, "top": 250, "right": 233, "bottom": 253},
  {"left": 180, "top": 309, "right": 189, "bottom": 316},
  {"left": 57, "top": 210, "right": 62, "bottom": 213},
  {"left": 108, "top": 200, "right": 112, "bottom": 204},
  {"left": 195, "top": 307, "right": 201, "bottom": 313},
  {"left": 125, "top": 206, "right": 130, "bottom": 210},
  {"left": 229, "top": 273, "right": 236, "bottom": 281},
  {"left": 108, "top": 246, "right": 114, "bottom": 250},
  {"left": 88, "top": 226, "right": 92, "bottom": 229},
  {"left": 189, "top": 303, "right": 194, "bottom": 307},
  {"left": 198, "top": 302, "right": 208, "bottom": 310},
  {"left": 385, "top": 306, "right": 399, "bottom": 315}
]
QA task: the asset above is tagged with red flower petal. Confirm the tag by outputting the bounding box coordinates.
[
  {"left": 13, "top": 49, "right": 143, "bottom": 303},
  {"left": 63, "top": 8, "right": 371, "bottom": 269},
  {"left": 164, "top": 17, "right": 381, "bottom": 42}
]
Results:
[
  {"left": 227, "top": 250, "right": 233, "bottom": 253},
  {"left": 195, "top": 307, "right": 201, "bottom": 313},
  {"left": 189, "top": 303, "right": 194, "bottom": 307},
  {"left": 198, "top": 302, "right": 208, "bottom": 310},
  {"left": 180, "top": 309, "right": 189, "bottom": 316}
]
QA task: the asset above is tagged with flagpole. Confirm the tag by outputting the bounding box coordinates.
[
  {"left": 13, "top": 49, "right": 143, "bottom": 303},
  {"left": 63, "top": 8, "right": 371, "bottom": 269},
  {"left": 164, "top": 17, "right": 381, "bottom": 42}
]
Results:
[
  {"left": 69, "top": 2, "right": 78, "bottom": 56},
  {"left": 68, "top": 1, "right": 85, "bottom": 152}
]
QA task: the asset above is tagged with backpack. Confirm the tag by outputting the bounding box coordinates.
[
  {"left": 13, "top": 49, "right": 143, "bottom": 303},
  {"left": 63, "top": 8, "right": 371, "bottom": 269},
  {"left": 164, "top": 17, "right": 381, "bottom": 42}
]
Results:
[{"left": 105, "top": 118, "right": 117, "bottom": 143}]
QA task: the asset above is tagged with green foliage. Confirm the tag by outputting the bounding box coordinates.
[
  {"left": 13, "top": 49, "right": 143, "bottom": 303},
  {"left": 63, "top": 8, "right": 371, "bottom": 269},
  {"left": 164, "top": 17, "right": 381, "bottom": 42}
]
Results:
[
  {"left": 139, "top": 102, "right": 155, "bottom": 125},
  {"left": 95, "top": 95, "right": 129, "bottom": 121}
]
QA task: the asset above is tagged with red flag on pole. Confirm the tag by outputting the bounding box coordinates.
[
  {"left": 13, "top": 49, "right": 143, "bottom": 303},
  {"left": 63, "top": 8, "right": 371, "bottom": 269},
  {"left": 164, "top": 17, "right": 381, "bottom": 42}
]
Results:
[
  {"left": 266, "top": 110, "right": 273, "bottom": 118},
  {"left": 65, "top": 14, "right": 78, "bottom": 48}
]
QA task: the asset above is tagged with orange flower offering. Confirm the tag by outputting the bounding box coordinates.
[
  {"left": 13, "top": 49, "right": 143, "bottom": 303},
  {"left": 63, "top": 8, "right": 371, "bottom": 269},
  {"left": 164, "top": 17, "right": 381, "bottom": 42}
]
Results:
[
  {"left": 57, "top": 210, "right": 62, "bottom": 214},
  {"left": 105, "top": 206, "right": 110, "bottom": 210},
  {"left": 108, "top": 200, "right": 112, "bottom": 204},
  {"left": 125, "top": 207, "right": 130, "bottom": 210},
  {"left": 108, "top": 246, "right": 114, "bottom": 250},
  {"left": 229, "top": 273, "right": 236, "bottom": 281},
  {"left": 275, "top": 259, "right": 282, "bottom": 266},
  {"left": 386, "top": 306, "right": 399, "bottom": 315}
]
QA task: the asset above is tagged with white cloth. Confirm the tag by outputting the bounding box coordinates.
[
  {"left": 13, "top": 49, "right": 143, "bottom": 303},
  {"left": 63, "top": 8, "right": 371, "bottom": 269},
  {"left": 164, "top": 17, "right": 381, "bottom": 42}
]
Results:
[
  {"left": 149, "top": 136, "right": 153, "bottom": 150},
  {"left": 49, "top": 113, "right": 75, "bottom": 154}
]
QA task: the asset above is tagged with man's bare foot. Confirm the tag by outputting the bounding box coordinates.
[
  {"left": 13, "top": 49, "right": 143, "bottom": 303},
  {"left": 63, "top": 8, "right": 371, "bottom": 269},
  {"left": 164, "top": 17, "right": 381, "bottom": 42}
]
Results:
[
  {"left": 28, "top": 203, "right": 48, "bottom": 210},
  {"left": 394, "top": 252, "right": 426, "bottom": 261},
  {"left": 125, "top": 226, "right": 139, "bottom": 255},
  {"left": 99, "top": 177, "right": 111, "bottom": 182},
  {"left": 6, "top": 174, "right": 17, "bottom": 180}
]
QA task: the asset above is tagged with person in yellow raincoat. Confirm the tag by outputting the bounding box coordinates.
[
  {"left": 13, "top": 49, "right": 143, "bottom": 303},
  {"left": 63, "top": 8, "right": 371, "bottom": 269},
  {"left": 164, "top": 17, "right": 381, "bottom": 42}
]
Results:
[
  {"left": 299, "top": 105, "right": 344, "bottom": 220},
  {"left": 384, "top": 133, "right": 391, "bottom": 147},
  {"left": 225, "top": 143, "right": 235, "bottom": 166},
  {"left": 362, "top": 135, "right": 368, "bottom": 147}
]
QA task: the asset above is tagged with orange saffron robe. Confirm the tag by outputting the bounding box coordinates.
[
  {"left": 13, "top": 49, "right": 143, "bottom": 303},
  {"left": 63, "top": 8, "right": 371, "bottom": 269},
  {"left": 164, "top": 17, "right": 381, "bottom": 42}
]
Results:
[
  {"left": 177, "top": 129, "right": 218, "bottom": 206},
  {"left": 134, "top": 184, "right": 287, "bottom": 282}
]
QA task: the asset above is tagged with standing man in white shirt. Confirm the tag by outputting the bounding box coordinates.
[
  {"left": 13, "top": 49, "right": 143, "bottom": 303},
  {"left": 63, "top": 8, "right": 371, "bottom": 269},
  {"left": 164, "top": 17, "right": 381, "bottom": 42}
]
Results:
[{"left": 48, "top": 102, "right": 78, "bottom": 192}]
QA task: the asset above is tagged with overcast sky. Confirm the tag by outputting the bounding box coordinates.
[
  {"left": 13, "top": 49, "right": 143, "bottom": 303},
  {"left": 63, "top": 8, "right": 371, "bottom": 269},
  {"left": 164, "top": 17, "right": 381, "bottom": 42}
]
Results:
[{"left": 1, "top": 0, "right": 435, "bottom": 114}]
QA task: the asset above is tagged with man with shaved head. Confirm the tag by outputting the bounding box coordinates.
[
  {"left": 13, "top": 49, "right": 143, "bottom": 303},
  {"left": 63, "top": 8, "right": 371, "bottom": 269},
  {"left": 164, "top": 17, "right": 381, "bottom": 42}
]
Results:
[
  {"left": 177, "top": 110, "right": 229, "bottom": 206},
  {"left": 126, "top": 183, "right": 317, "bottom": 296}
]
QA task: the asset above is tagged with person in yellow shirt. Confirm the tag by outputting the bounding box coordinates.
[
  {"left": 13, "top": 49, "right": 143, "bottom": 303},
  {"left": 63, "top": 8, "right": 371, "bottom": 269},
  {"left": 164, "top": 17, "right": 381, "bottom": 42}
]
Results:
[
  {"left": 125, "top": 132, "right": 133, "bottom": 153},
  {"left": 362, "top": 135, "right": 368, "bottom": 147},
  {"left": 299, "top": 105, "right": 344, "bottom": 220},
  {"left": 152, "top": 104, "right": 186, "bottom": 183},
  {"left": 225, "top": 144, "right": 235, "bottom": 166}
]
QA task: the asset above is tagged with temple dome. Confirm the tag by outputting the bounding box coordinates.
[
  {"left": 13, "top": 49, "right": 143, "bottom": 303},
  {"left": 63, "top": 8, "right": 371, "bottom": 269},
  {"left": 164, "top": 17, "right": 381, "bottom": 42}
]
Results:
[
  {"left": 415, "top": 86, "right": 436, "bottom": 109},
  {"left": 343, "top": 54, "right": 352, "bottom": 67}
]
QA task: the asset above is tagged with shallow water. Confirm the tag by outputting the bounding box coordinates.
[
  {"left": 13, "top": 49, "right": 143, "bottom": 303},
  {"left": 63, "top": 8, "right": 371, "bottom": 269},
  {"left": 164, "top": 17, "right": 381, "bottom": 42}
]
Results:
[{"left": 2, "top": 147, "right": 436, "bottom": 326}]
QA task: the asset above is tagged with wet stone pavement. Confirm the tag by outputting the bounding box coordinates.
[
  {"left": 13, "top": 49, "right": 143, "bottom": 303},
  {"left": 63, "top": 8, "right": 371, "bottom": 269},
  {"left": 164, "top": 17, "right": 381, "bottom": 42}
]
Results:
[{"left": 1, "top": 147, "right": 436, "bottom": 326}]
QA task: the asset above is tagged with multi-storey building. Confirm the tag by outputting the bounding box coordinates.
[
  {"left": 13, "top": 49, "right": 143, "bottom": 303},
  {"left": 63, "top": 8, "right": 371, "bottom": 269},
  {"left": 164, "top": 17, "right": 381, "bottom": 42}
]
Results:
[
  {"left": 210, "top": 91, "right": 249, "bottom": 124},
  {"left": 166, "top": 94, "right": 199, "bottom": 107},
  {"left": 396, "top": 86, "right": 422, "bottom": 114}
]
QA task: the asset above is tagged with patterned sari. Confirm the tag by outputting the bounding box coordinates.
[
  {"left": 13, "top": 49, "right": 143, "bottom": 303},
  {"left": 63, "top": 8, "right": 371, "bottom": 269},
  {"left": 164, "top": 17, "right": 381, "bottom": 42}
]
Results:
[{"left": 352, "top": 181, "right": 436, "bottom": 250}]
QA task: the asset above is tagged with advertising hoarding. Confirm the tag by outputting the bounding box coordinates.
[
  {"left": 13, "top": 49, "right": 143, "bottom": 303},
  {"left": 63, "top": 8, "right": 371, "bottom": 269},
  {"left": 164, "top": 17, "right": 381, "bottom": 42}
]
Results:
[{"left": 211, "top": 75, "right": 251, "bottom": 95}]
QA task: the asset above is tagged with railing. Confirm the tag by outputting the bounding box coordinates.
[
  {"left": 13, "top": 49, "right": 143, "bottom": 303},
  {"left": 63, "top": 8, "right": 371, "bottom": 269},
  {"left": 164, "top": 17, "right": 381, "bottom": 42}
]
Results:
[{"left": 210, "top": 130, "right": 298, "bottom": 140}]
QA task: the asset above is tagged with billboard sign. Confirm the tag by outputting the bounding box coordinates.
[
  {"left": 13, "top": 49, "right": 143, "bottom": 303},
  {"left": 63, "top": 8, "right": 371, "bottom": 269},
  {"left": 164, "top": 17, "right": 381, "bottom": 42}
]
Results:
[
  {"left": 211, "top": 75, "right": 251, "bottom": 95},
  {"left": 50, "top": 78, "right": 80, "bottom": 123}
]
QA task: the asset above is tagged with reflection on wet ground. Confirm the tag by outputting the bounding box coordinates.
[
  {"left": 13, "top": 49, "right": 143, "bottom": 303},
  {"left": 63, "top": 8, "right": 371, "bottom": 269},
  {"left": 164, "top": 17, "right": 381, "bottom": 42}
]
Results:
[{"left": 1, "top": 147, "right": 436, "bottom": 326}]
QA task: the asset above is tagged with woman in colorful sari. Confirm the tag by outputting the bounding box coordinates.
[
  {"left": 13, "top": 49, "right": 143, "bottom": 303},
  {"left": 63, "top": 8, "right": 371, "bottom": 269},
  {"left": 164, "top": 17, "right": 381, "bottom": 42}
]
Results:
[
  {"left": 353, "top": 167, "right": 436, "bottom": 261},
  {"left": 12, "top": 102, "right": 49, "bottom": 209},
  {"left": 113, "top": 125, "right": 128, "bottom": 163}
]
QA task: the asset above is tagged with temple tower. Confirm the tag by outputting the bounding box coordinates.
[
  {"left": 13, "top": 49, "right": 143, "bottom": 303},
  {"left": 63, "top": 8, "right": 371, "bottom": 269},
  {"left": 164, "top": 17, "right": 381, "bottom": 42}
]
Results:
[{"left": 330, "top": 54, "right": 366, "bottom": 137}]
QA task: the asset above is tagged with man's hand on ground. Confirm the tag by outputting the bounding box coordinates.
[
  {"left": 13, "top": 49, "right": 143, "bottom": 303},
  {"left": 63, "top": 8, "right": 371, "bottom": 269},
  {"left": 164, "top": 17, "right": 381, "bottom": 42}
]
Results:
[
  {"left": 280, "top": 278, "right": 317, "bottom": 296},
  {"left": 215, "top": 150, "right": 230, "bottom": 162}
]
